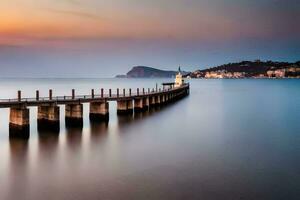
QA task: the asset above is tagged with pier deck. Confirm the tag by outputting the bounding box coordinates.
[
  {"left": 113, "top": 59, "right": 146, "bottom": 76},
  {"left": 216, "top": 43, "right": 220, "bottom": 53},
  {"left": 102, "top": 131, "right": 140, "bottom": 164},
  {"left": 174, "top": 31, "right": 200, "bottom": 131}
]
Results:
[{"left": 1, "top": 84, "right": 189, "bottom": 139}]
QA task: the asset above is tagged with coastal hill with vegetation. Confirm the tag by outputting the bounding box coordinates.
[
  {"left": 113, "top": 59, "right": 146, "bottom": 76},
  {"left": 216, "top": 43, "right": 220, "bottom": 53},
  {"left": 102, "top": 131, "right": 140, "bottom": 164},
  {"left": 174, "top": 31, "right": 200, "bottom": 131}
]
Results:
[
  {"left": 116, "top": 66, "right": 189, "bottom": 78},
  {"left": 189, "top": 60, "right": 300, "bottom": 78}
]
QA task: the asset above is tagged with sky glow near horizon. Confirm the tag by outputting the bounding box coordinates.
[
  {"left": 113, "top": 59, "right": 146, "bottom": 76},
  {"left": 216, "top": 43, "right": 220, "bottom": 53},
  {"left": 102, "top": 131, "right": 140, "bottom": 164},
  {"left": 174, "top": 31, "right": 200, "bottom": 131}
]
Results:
[{"left": 0, "top": 0, "right": 299, "bottom": 77}]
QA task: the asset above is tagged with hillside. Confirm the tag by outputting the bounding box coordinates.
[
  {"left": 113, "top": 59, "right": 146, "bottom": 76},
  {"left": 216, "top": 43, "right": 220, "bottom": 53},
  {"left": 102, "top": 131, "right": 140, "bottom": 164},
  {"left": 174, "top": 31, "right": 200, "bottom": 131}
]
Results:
[
  {"left": 116, "top": 66, "right": 189, "bottom": 78},
  {"left": 189, "top": 60, "right": 300, "bottom": 78}
]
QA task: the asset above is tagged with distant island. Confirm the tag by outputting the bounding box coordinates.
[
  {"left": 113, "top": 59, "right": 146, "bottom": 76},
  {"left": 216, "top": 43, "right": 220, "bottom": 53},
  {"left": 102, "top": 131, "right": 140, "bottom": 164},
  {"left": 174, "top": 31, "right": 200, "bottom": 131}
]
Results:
[
  {"left": 116, "top": 66, "right": 189, "bottom": 78},
  {"left": 117, "top": 61, "right": 300, "bottom": 79}
]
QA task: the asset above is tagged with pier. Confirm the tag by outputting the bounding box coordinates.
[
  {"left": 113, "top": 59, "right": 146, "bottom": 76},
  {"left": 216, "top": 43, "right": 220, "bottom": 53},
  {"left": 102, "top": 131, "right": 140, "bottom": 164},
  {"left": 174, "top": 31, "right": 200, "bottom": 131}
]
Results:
[{"left": 0, "top": 84, "right": 190, "bottom": 139}]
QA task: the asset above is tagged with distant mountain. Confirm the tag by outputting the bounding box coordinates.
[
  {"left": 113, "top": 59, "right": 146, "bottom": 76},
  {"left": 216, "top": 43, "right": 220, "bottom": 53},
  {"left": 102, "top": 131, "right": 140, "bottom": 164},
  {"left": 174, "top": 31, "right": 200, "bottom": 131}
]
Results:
[{"left": 116, "top": 66, "right": 189, "bottom": 78}]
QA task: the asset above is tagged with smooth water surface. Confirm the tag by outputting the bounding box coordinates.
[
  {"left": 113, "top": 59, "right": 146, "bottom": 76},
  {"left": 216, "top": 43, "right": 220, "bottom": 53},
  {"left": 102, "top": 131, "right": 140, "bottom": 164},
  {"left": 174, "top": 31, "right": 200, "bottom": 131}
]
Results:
[{"left": 0, "top": 78, "right": 299, "bottom": 200}]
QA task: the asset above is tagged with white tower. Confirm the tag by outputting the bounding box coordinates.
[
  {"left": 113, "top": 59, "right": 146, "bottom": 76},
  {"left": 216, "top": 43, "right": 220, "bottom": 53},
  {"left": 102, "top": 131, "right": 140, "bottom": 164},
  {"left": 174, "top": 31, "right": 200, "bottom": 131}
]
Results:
[{"left": 174, "top": 66, "right": 184, "bottom": 88}]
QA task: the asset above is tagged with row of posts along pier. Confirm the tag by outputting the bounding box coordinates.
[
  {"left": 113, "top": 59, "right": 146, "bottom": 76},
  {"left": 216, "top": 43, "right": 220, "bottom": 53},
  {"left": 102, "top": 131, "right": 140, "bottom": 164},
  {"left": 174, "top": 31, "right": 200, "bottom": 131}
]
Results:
[{"left": 7, "top": 84, "right": 189, "bottom": 139}]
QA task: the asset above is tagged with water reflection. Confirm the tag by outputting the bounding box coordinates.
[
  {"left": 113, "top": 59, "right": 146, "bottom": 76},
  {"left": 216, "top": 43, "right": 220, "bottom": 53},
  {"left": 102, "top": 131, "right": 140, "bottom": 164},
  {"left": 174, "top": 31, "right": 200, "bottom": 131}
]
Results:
[
  {"left": 8, "top": 138, "right": 29, "bottom": 200},
  {"left": 66, "top": 126, "right": 83, "bottom": 151},
  {"left": 116, "top": 106, "right": 166, "bottom": 131},
  {"left": 38, "top": 129, "right": 59, "bottom": 158},
  {"left": 9, "top": 125, "right": 30, "bottom": 140},
  {"left": 90, "top": 120, "right": 109, "bottom": 144},
  {"left": 1, "top": 79, "right": 299, "bottom": 200},
  {"left": 9, "top": 138, "right": 29, "bottom": 164},
  {"left": 117, "top": 114, "right": 134, "bottom": 131}
]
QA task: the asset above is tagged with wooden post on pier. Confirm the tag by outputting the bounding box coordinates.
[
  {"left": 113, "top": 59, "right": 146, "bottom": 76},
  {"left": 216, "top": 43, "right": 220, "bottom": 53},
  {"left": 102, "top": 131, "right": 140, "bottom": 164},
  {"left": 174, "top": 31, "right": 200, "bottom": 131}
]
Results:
[
  {"left": 91, "top": 89, "right": 94, "bottom": 98},
  {"left": 36, "top": 90, "right": 39, "bottom": 101},
  {"left": 18, "top": 90, "right": 21, "bottom": 102},
  {"left": 148, "top": 88, "right": 150, "bottom": 94},
  {"left": 49, "top": 89, "right": 53, "bottom": 100},
  {"left": 101, "top": 88, "right": 104, "bottom": 98},
  {"left": 129, "top": 88, "right": 131, "bottom": 96},
  {"left": 117, "top": 88, "right": 119, "bottom": 97},
  {"left": 137, "top": 88, "right": 139, "bottom": 96},
  {"left": 72, "top": 89, "right": 75, "bottom": 99},
  {"left": 123, "top": 88, "right": 125, "bottom": 97},
  {"left": 109, "top": 89, "right": 112, "bottom": 97},
  {"left": 143, "top": 88, "right": 145, "bottom": 95}
]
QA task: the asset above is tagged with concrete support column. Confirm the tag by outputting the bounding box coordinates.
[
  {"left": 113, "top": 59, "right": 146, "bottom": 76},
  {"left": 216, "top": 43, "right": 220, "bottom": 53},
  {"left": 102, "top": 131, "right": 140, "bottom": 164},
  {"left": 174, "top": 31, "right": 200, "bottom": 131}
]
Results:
[
  {"left": 169, "top": 93, "right": 172, "bottom": 102},
  {"left": 150, "top": 96, "right": 156, "bottom": 107},
  {"left": 155, "top": 95, "right": 161, "bottom": 105},
  {"left": 143, "top": 97, "right": 149, "bottom": 110},
  {"left": 173, "top": 92, "right": 177, "bottom": 100},
  {"left": 127, "top": 100, "right": 133, "bottom": 113},
  {"left": 117, "top": 100, "right": 133, "bottom": 115},
  {"left": 134, "top": 98, "right": 144, "bottom": 112},
  {"left": 89, "top": 102, "right": 109, "bottom": 122},
  {"left": 165, "top": 94, "right": 169, "bottom": 103},
  {"left": 65, "top": 104, "right": 83, "bottom": 127},
  {"left": 38, "top": 105, "right": 60, "bottom": 132},
  {"left": 161, "top": 95, "right": 166, "bottom": 104},
  {"left": 9, "top": 107, "right": 30, "bottom": 139}
]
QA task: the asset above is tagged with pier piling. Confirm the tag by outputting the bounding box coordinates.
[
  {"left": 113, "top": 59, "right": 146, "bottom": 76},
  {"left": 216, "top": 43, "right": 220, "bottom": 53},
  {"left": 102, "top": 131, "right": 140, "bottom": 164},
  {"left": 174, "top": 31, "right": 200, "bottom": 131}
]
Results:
[
  {"left": 38, "top": 105, "right": 60, "bottom": 132},
  {"left": 117, "top": 100, "right": 133, "bottom": 115},
  {"left": 9, "top": 106, "right": 30, "bottom": 139},
  {"left": 134, "top": 98, "right": 144, "bottom": 112},
  {"left": 89, "top": 102, "right": 109, "bottom": 122},
  {"left": 65, "top": 104, "right": 83, "bottom": 127}
]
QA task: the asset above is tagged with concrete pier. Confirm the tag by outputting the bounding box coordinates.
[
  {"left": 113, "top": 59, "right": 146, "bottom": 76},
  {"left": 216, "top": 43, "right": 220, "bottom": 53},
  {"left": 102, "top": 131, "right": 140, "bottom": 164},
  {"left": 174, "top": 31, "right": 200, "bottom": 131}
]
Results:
[
  {"left": 65, "top": 104, "right": 83, "bottom": 127},
  {"left": 89, "top": 102, "right": 109, "bottom": 122},
  {"left": 134, "top": 98, "right": 144, "bottom": 112},
  {"left": 0, "top": 83, "right": 189, "bottom": 139},
  {"left": 9, "top": 107, "right": 30, "bottom": 139},
  {"left": 37, "top": 105, "right": 60, "bottom": 132},
  {"left": 117, "top": 100, "right": 133, "bottom": 115}
]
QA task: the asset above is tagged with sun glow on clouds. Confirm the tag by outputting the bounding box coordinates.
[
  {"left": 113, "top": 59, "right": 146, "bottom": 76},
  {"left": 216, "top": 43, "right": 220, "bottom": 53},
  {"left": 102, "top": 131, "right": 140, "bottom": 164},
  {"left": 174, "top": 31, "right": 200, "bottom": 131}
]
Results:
[{"left": 0, "top": 0, "right": 299, "bottom": 47}]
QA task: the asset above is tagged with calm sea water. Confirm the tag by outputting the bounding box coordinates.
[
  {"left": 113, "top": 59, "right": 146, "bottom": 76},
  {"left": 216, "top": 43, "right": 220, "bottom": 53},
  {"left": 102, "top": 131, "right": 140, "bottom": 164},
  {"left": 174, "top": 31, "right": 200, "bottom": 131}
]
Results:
[{"left": 0, "top": 78, "right": 299, "bottom": 200}]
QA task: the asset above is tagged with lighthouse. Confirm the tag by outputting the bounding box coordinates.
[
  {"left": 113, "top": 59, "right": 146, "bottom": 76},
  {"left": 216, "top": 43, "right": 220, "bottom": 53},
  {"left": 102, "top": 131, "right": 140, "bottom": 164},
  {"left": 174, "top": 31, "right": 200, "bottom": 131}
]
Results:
[{"left": 174, "top": 66, "right": 184, "bottom": 88}]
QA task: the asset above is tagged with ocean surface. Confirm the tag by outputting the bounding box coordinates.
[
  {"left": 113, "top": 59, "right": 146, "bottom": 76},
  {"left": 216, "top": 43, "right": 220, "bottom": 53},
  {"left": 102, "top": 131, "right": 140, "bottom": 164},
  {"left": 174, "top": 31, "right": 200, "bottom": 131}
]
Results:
[{"left": 0, "top": 78, "right": 299, "bottom": 200}]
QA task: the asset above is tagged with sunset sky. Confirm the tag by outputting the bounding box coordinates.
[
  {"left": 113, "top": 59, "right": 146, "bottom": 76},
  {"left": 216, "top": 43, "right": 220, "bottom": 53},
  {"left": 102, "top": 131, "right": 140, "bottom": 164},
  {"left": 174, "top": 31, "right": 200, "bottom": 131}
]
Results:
[{"left": 0, "top": 0, "right": 299, "bottom": 77}]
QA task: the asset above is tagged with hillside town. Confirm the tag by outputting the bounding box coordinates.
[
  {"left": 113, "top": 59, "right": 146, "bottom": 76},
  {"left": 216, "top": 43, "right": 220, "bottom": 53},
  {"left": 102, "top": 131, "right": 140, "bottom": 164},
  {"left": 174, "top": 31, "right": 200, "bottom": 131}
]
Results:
[{"left": 188, "top": 61, "right": 300, "bottom": 79}]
